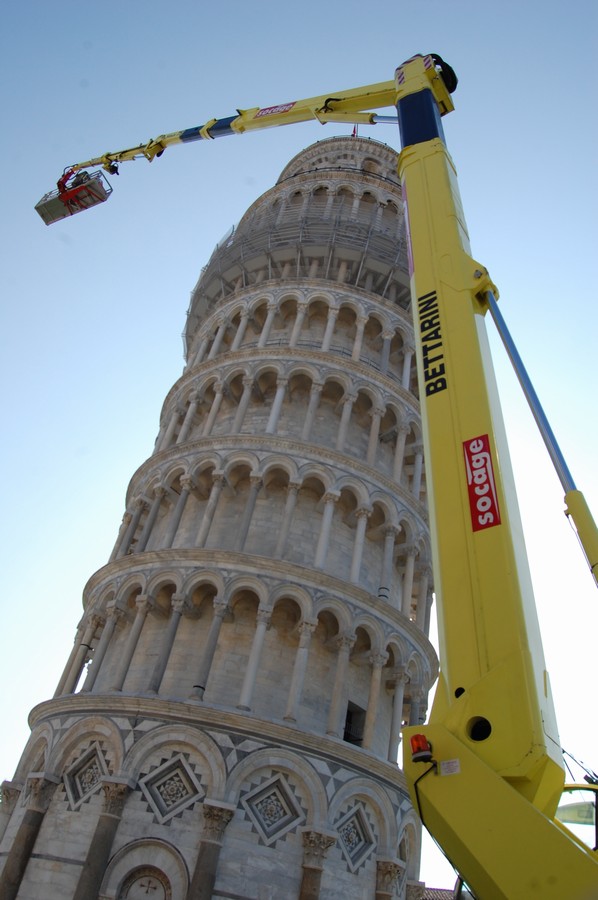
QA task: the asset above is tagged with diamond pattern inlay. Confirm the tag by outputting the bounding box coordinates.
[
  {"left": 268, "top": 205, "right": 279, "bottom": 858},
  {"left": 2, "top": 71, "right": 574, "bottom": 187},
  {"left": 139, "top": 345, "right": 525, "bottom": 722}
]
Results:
[
  {"left": 64, "top": 742, "right": 109, "bottom": 809},
  {"left": 241, "top": 773, "right": 304, "bottom": 845},
  {"left": 139, "top": 753, "right": 204, "bottom": 823},
  {"left": 336, "top": 804, "right": 376, "bottom": 872}
]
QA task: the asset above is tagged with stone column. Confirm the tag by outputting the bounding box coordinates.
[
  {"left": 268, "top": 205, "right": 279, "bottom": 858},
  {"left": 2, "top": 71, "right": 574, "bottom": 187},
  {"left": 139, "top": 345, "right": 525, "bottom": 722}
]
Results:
[
  {"left": 274, "top": 482, "right": 300, "bottom": 558},
  {"left": 237, "top": 608, "right": 271, "bottom": 710},
  {"left": 265, "top": 377, "right": 287, "bottom": 434},
  {"left": 186, "top": 800, "right": 235, "bottom": 900},
  {"left": 321, "top": 308, "right": 338, "bottom": 351},
  {"left": 53, "top": 624, "right": 85, "bottom": 697},
  {"left": 159, "top": 406, "right": 181, "bottom": 450},
  {"left": 195, "top": 473, "right": 224, "bottom": 547},
  {"left": 411, "top": 447, "right": 424, "bottom": 500},
  {"left": 0, "top": 773, "right": 60, "bottom": 900},
  {"left": 376, "top": 860, "right": 405, "bottom": 900},
  {"left": 235, "top": 476, "right": 262, "bottom": 552},
  {"left": 80, "top": 606, "right": 123, "bottom": 693},
  {"left": 393, "top": 423, "right": 410, "bottom": 484},
  {"left": 0, "top": 781, "right": 22, "bottom": 843},
  {"left": 230, "top": 310, "right": 250, "bottom": 351},
  {"left": 289, "top": 302, "right": 308, "bottom": 348},
  {"left": 326, "top": 633, "right": 355, "bottom": 736},
  {"left": 108, "top": 510, "right": 131, "bottom": 562},
  {"left": 115, "top": 498, "right": 145, "bottom": 558},
  {"left": 202, "top": 383, "right": 224, "bottom": 437},
  {"left": 301, "top": 382, "right": 323, "bottom": 441},
  {"left": 314, "top": 493, "right": 338, "bottom": 569},
  {"left": 257, "top": 303, "right": 277, "bottom": 348},
  {"left": 401, "top": 547, "right": 418, "bottom": 618},
  {"left": 136, "top": 486, "right": 165, "bottom": 553},
  {"left": 207, "top": 319, "right": 227, "bottom": 359},
  {"left": 72, "top": 778, "right": 133, "bottom": 900},
  {"left": 61, "top": 615, "right": 101, "bottom": 695},
  {"left": 177, "top": 392, "right": 199, "bottom": 444},
  {"left": 362, "top": 652, "right": 388, "bottom": 750},
  {"left": 415, "top": 568, "right": 431, "bottom": 630},
  {"left": 366, "top": 406, "right": 384, "bottom": 466},
  {"left": 401, "top": 344, "right": 414, "bottom": 391},
  {"left": 349, "top": 508, "right": 370, "bottom": 583},
  {"left": 322, "top": 191, "right": 334, "bottom": 219},
  {"left": 387, "top": 668, "right": 408, "bottom": 762},
  {"left": 193, "top": 334, "right": 211, "bottom": 365},
  {"left": 408, "top": 687, "right": 423, "bottom": 726},
  {"left": 298, "top": 829, "right": 336, "bottom": 900},
  {"left": 147, "top": 596, "right": 187, "bottom": 694},
  {"left": 380, "top": 331, "right": 393, "bottom": 374},
  {"left": 163, "top": 477, "right": 194, "bottom": 548},
  {"left": 423, "top": 588, "right": 434, "bottom": 635},
  {"left": 231, "top": 376, "right": 253, "bottom": 433},
  {"left": 284, "top": 621, "right": 316, "bottom": 721},
  {"left": 351, "top": 314, "right": 367, "bottom": 362},
  {"left": 378, "top": 525, "right": 399, "bottom": 605},
  {"left": 109, "top": 595, "right": 153, "bottom": 691},
  {"left": 335, "top": 393, "right": 356, "bottom": 453},
  {"left": 337, "top": 260, "right": 349, "bottom": 283},
  {"left": 189, "top": 599, "right": 230, "bottom": 700}
]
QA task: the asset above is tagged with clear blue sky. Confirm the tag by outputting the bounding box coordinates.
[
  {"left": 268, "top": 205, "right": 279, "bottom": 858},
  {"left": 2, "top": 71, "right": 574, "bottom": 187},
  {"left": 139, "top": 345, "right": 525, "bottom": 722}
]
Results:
[{"left": 1, "top": 0, "right": 596, "bottom": 889}]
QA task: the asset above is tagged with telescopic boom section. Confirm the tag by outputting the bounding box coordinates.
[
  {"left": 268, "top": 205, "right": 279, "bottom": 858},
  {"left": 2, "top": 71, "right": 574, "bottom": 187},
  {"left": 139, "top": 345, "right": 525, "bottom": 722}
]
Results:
[
  {"left": 34, "top": 80, "right": 397, "bottom": 224},
  {"left": 396, "top": 54, "right": 598, "bottom": 898}
]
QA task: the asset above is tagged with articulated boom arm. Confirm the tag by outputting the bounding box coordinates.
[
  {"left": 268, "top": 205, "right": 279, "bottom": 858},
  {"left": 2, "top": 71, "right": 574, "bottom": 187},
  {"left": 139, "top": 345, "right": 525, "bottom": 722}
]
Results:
[
  {"left": 67, "top": 79, "right": 399, "bottom": 172},
  {"left": 396, "top": 55, "right": 598, "bottom": 898},
  {"left": 34, "top": 77, "right": 407, "bottom": 225}
]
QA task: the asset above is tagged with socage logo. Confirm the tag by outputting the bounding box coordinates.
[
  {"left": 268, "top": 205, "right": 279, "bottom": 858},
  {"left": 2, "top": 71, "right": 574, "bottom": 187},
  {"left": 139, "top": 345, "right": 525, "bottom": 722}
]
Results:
[
  {"left": 255, "top": 102, "right": 296, "bottom": 118},
  {"left": 463, "top": 435, "right": 501, "bottom": 532}
]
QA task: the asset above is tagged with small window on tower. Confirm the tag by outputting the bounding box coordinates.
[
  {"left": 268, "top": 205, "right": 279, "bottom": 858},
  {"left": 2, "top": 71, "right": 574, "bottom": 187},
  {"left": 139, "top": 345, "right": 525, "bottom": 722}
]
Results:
[{"left": 343, "top": 701, "right": 366, "bottom": 746}]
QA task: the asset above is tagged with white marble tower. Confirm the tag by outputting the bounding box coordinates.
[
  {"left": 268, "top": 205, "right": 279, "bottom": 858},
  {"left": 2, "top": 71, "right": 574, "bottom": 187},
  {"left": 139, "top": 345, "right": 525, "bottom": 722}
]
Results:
[{"left": 0, "top": 136, "right": 437, "bottom": 900}]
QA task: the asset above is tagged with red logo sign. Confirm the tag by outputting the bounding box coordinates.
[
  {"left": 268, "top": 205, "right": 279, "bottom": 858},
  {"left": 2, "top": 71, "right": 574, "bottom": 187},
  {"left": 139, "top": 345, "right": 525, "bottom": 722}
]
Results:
[
  {"left": 255, "top": 102, "right": 296, "bottom": 118},
  {"left": 463, "top": 435, "right": 501, "bottom": 531}
]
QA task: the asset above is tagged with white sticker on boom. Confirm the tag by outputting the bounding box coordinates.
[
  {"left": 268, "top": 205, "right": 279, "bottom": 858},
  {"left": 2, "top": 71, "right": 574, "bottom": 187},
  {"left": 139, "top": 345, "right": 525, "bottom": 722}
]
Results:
[{"left": 440, "top": 759, "right": 461, "bottom": 776}]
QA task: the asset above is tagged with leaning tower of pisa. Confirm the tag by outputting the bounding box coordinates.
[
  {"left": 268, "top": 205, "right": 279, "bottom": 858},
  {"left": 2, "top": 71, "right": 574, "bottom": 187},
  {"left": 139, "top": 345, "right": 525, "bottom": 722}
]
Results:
[{"left": 0, "top": 136, "right": 437, "bottom": 900}]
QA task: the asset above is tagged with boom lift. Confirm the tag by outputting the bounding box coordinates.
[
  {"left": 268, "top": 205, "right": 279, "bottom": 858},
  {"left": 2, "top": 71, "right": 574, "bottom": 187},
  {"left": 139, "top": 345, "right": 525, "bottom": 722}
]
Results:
[{"left": 36, "top": 56, "right": 598, "bottom": 898}]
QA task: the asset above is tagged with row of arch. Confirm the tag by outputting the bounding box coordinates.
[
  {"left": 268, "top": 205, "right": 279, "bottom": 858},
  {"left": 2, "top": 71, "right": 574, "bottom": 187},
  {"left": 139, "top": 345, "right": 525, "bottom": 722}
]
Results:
[
  {"left": 114, "top": 451, "right": 431, "bottom": 608},
  {"left": 60, "top": 570, "right": 434, "bottom": 760},
  {"left": 155, "top": 361, "right": 424, "bottom": 490},
  {"left": 277, "top": 139, "right": 400, "bottom": 185},
  {"left": 267, "top": 182, "right": 404, "bottom": 235},
  {"left": 186, "top": 290, "right": 416, "bottom": 392},
  {"left": 9, "top": 716, "right": 421, "bottom": 896}
]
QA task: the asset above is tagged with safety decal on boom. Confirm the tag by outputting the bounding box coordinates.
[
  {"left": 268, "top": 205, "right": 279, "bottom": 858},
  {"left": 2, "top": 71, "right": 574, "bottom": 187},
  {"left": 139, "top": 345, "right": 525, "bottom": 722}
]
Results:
[{"left": 463, "top": 435, "right": 501, "bottom": 531}]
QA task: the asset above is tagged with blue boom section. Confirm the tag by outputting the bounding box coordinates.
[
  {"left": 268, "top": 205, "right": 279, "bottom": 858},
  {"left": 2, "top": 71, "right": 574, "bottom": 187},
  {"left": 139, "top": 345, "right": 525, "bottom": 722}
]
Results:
[
  {"left": 396, "top": 89, "right": 446, "bottom": 148},
  {"left": 180, "top": 115, "right": 238, "bottom": 143}
]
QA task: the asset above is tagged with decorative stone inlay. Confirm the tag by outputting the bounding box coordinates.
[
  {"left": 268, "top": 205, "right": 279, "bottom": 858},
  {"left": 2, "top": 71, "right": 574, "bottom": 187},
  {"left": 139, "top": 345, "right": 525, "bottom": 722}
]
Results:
[
  {"left": 241, "top": 773, "right": 304, "bottom": 846},
  {"left": 336, "top": 803, "right": 376, "bottom": 872},
  {"left": 64, "top": 742, "right": 109, "bottom": 809},
  {"left": 139, "top": 753, "right": 204, "bottom": 823}
]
